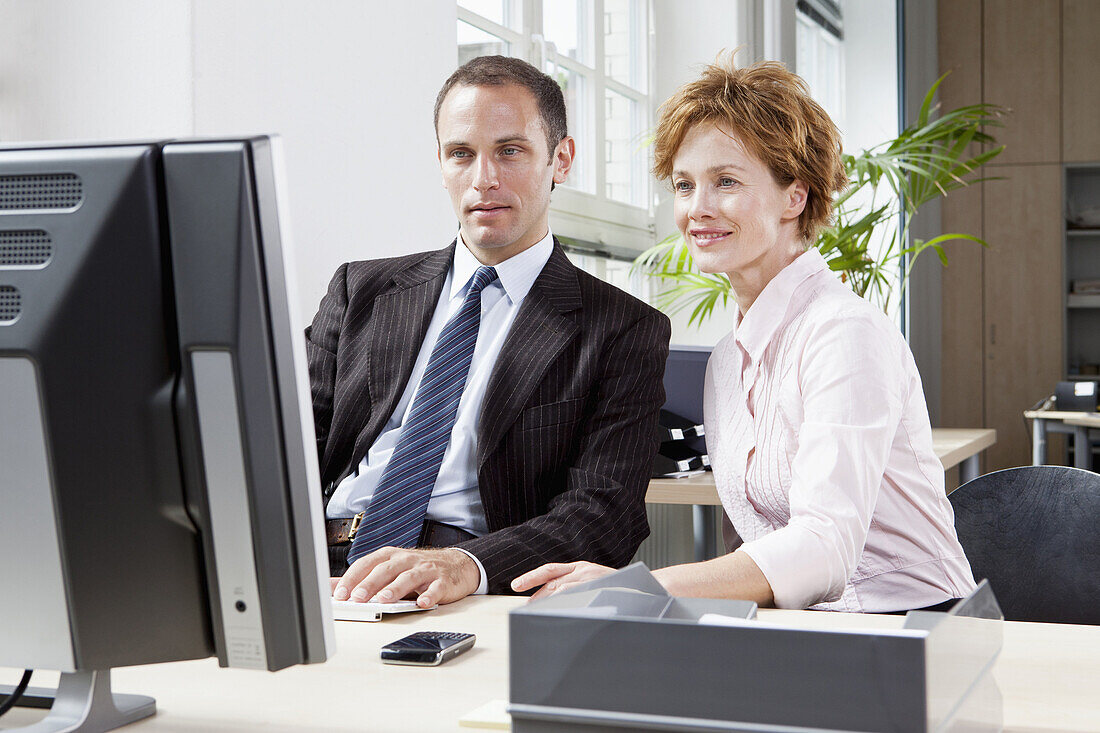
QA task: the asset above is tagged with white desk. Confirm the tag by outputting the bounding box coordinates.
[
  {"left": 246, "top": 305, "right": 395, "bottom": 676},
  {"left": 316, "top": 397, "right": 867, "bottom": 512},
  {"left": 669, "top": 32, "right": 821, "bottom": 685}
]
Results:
[
  {"left": 3, "top": 595, "right": 1098, "bottom": 732},
  {"left": 646, "top": 427, "right": 998, "bottom": 506},
  {"left": 1024, "top": 408, "right": 1099, "bottom": 469},
  {"left": 646, "top": 428, "right": 997, "bottom": 560}
]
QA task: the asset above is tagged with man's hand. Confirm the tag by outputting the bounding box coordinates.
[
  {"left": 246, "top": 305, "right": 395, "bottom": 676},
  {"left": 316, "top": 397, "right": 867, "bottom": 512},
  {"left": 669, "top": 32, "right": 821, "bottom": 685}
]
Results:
[
  {"left": 331, "top": 547, "right": 480, "bottom": 608},
  {"left": 510, "top": 561, "right": 615, "bottom": 600}
]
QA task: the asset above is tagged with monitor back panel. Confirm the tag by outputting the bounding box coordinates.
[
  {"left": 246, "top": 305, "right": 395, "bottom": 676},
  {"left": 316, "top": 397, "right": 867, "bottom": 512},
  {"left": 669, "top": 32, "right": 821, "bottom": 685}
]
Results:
[
  {"left": 0, "top": 144, "right": 212, "bottom": 671},
  {"left": 662, "top": 345, "right": 712, "bottom": 455}
]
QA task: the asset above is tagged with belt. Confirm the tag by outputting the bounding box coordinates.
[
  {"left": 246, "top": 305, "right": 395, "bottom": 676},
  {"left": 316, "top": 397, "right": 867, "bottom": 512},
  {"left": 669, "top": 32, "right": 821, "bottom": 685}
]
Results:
[
  {"left": 326, "top": 515, "right": 477, "bottom": 549},
  {"left": 326, "top": 512, "right": 365, "bottom": 545},
  {"left": 326, "top": 517, "right": 478, "bottom": 578}
]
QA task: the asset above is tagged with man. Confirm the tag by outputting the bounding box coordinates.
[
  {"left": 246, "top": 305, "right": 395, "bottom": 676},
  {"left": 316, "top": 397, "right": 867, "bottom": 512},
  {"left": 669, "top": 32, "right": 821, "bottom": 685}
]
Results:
[{"left": 307, "top": 55, "right": 670, "bottom": 607}]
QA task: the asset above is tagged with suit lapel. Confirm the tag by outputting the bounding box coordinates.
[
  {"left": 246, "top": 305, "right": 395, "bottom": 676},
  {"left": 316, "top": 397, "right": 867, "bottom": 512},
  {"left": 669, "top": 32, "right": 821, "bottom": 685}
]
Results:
[
  {"left": 349, "top": 244, "right": 454, "bottom": 468},
  {"left": 477, "top": 243, "right": 582, "bottom": 469}
]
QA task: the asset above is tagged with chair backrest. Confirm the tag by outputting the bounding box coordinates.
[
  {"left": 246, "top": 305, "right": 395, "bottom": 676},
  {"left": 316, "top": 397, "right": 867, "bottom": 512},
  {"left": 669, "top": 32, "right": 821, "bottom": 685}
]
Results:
[{"left": 950, "top": 466, "right": 1100, "bottom": 625}]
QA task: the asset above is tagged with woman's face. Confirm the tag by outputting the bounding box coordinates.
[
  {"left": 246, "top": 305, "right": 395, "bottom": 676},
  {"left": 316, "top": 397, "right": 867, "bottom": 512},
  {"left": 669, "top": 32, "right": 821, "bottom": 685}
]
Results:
[{"left": 671, "top": 122, "right": 806, "bottom": 280}]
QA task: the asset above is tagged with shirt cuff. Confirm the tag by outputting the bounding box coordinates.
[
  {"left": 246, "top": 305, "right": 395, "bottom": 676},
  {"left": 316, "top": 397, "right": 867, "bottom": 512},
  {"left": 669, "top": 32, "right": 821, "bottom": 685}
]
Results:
[
  {"left": 452, "top": 547, "right": 488, "bottom": 595},
  {"left": 739, "top": 523, "right": 847, "bottom": 609}
]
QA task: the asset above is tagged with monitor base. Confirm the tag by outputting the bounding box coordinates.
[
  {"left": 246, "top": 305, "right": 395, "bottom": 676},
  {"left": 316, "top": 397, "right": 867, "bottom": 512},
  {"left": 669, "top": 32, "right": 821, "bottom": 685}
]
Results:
[{"left": 0, "top": 669, "right": 155, "bottom": 732}]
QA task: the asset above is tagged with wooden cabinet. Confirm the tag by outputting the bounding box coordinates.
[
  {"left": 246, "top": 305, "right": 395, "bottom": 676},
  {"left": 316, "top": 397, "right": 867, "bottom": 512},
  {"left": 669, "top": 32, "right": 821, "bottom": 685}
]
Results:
[
  {"left": 1063, "top": 0, "right": 1100, "bottom": 161},
  {"left": 938, "top": 0, "right": 1092, "bottom": 471},
  {"left": 937, "top": 0, "right": 981, "bottom": 103},
  {"left": 938, "top": 0, "right": 985, "bottom": 432},
  {"left": 982, "top": 166, "right": 1064, "bottom": 469},
  {"left": 941, "top": 183, "right": 985, "bottom": 431},
  {"left": 983, "top": 0, "right": 1061, "bottom": 165}
]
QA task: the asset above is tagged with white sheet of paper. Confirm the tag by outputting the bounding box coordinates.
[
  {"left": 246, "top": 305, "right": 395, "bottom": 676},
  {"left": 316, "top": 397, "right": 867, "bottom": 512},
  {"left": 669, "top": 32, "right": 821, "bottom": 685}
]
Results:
[
  {"left": 697, "top": 612, "right": 757, "bottom": 627},
  {"left": 458, "top": 698, "right": 510, "bottom": 729}
]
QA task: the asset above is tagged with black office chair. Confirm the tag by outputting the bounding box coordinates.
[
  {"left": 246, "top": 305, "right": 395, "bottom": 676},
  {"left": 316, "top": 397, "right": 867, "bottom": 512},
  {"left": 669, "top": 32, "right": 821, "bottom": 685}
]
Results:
[{"left": 950, "top": 466, "right": 1100, "bottom": 625}]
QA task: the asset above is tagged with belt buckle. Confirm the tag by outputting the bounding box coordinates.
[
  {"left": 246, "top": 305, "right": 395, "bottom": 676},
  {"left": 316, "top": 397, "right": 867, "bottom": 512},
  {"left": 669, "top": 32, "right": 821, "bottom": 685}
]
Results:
[{"left": 347, "top": 511, "right": 365, "bottom": 541}]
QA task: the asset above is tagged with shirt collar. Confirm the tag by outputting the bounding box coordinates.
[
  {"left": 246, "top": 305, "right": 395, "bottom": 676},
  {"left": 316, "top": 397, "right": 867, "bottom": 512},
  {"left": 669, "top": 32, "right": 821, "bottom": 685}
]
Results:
[
  {"left": 452, "top": 229, "right": 554, "bottom": 304},
  {"left": 735, "top": 248, "right": 829, "bottom": 362}
]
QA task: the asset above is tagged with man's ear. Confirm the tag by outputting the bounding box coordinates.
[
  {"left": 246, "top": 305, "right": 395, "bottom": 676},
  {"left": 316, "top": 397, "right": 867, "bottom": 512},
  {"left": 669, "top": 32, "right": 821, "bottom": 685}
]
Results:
[
  {"left": 553, "top": 136, "right": 575, "bottom": 185},
  {"left": 438, "top": 146, "right": 446, "bottom": 188},
  {"left": 783, "top": 179, "right": 809, "bottom": 220}
]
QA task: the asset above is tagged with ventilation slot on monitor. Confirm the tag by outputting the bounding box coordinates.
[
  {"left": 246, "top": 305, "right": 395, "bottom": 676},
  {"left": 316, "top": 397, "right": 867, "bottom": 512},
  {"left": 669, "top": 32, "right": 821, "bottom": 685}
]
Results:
[
  {"left": 0, "top": 173, "right": 83, "bottom": 210},
  {"left": 0, "top": 230, "right": 53, "bottom": 268},
  {"left": 0, "top": 286, "right": 21, "bottom": 324}
]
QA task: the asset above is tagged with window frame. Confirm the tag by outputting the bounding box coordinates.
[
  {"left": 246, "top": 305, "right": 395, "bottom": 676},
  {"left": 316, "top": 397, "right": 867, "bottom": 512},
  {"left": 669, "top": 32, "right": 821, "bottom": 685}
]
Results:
[{"left": 794, "top": 4, "right": 846, "bottom": 135}]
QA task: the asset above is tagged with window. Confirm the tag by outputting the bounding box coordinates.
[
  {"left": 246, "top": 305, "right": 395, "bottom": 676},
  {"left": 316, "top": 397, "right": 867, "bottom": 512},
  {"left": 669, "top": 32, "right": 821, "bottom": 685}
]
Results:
[
  {"left": 457, "top": 0, "right": 654, "bottom": 260},
  {"left": 564, "top": 249, "right": 653, "bottom": 302},
  {"left": 795, "top": 0, "right": 844, "bottom": 133},
  {"left": 457, "top": 1, "right": 523, "bottom": 68},
  {"left": 794, "top": 1, "right": 912, "bottom": 327}
]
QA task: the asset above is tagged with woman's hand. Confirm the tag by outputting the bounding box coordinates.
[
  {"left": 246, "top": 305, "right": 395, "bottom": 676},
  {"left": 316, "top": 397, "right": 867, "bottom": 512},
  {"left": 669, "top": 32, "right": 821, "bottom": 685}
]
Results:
[{"left": 510, "top": 561, "right": 616, "bottom": 600}]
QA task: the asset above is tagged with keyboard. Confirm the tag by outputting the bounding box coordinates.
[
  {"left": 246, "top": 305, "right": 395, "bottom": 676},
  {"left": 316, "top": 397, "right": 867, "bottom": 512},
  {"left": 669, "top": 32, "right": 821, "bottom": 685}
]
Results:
[{"left": 331, "top": 598, "right": 436, "bottom": 622}]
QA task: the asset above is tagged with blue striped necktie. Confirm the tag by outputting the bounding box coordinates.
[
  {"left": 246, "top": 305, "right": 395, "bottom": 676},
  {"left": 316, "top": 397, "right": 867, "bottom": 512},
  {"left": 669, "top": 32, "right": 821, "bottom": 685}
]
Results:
[{"left": 347, "top": 265, "right": 498, "bottom": 564}]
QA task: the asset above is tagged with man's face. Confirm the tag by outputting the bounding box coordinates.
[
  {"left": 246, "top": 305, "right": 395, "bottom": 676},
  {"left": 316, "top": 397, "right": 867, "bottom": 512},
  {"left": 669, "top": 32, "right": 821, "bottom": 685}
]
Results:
[{"left": 437, "top": 83, "right": 573, "bottom": 264}]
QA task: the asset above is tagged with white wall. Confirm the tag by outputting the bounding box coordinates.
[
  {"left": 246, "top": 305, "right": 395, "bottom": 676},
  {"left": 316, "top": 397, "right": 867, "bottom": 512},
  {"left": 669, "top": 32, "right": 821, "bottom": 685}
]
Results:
[
  {"left": 0, "top": 0, "right": 458, "bottom": 320},
  {"left": 651, "top": 0, "right": 750, "bottom": 348},
  {"left": 191, "top": 1, "right": 457, "bottom": 317},
  {"left": 0, "top": 0, "right": 193, "bottom": 140}
]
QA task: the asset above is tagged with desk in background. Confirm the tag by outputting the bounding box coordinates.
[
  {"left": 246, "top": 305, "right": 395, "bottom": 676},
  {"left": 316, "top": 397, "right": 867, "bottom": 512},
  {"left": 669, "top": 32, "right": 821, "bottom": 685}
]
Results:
[
  {"left": 1024, "top": 408, "right": 1100, "bottom": 469},
  {"left": 2, "top": 595, "right": 1096, "bottom": 732},
  {"left": 646, "top": 428, "right": 997, "bottom": 560}
]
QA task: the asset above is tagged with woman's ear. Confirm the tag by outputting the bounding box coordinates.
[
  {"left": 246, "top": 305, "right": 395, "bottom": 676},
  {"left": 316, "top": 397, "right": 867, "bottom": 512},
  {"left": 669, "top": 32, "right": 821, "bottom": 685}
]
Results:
[{"left": 784, "top": 179, "right": 809, "bottom": 220}]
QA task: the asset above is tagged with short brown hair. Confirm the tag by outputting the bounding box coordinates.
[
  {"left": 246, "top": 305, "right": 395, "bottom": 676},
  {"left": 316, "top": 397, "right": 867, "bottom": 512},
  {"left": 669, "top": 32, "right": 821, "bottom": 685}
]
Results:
[
  {"left": 653, "top": 53, "right": 847, "bottom": 243},
  {"left": 434, "top": 55, "right": 568, "bottom": 161}
]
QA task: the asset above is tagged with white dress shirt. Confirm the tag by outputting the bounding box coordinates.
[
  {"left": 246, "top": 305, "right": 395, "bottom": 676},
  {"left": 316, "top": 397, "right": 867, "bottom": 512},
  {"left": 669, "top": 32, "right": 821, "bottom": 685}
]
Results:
[
  {"left": 705, "top": 248, "right": 976, "bottom": 612},
  {"left": 326, "top": 231, "right": 555, "bottom": 593}
]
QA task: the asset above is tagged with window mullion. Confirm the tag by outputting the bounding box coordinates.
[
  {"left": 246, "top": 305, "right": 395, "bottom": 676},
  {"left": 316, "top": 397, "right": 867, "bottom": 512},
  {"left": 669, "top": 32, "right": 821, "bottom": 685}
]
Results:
[
  {"left": 554, "top": 55, "right": 595, "bottom": 76},
  {"left": 457, "top": 7, "right": 525, "bottom": 46},
  {"left": 593, "top": 0, "right": 607, "bottom": 204},
  {"left": 644, "top": 0, "right": 654, "bottom": 213},
  {"left": 525, "top": 0, "right": 540, "bottom": 60},
  {"left": 604, "top": 77, "right": 644, "bottom": 101}
]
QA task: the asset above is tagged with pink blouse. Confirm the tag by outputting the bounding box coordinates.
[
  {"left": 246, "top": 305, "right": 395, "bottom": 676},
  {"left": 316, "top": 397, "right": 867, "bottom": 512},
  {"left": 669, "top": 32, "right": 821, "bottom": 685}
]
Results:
[{"left": 704, "top": 249, "right": 975, "bottom": 612}]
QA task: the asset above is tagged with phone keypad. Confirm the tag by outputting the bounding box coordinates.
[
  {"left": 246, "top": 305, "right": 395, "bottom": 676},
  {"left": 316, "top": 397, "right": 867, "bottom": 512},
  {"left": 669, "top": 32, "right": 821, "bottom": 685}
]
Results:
[{"left": 415, "top": 632, "right": 467, "bottom": 640}]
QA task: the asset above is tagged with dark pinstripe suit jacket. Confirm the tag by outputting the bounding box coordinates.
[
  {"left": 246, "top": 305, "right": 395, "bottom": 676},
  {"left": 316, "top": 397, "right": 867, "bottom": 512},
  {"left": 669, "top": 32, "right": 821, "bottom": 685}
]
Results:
[{"left": 306, "top": 239, "right": 671, "bottom": 593}]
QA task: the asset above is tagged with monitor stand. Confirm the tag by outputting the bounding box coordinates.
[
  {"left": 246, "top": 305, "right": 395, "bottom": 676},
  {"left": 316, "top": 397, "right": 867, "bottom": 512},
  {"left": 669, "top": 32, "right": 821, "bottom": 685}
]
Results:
[{"left": 0, "top": 670, "right": 155, "bottom": 732}]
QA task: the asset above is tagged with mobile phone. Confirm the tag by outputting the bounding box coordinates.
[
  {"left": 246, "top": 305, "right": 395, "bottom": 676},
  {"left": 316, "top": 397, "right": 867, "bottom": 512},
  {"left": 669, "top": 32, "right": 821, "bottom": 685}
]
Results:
[{"left": 380, "top": 631, "right": 476, "bottom": 666}]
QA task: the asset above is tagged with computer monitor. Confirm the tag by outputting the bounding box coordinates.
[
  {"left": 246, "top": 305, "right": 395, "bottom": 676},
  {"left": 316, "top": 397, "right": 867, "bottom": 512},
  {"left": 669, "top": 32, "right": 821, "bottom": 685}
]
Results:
[
  {"left": 662, "top": 344, "right": 712, "bottom": 455},
  {"left": 0, "top": 137, "right": 334, "bottom": 731}
]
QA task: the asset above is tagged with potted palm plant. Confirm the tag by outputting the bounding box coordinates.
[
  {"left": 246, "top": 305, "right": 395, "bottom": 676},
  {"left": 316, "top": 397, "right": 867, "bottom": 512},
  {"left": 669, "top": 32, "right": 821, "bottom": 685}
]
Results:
[{"left": 633, "top": 75, "right": 1006, "bottom": 325}]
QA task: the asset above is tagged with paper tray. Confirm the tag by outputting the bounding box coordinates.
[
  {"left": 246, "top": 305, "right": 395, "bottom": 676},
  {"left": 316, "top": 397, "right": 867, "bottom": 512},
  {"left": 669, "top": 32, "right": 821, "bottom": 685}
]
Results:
[{"left": 508, "top": 564, "right": 1003, "bottom": 732}]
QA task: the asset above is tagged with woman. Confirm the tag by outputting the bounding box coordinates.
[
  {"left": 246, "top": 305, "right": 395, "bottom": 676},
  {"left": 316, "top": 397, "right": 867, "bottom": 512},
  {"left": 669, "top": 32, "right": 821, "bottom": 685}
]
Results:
[{"left": 511, "top": 56, "right": 975, "bottom": 612}]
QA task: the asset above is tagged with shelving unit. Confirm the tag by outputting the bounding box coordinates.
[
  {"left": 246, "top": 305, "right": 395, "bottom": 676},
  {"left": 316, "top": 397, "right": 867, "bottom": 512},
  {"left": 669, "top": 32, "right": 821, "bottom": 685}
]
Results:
[
  {"left": 1067, "top": 294, "right": 1100, "bottom": 308},
  {"left": 1064, "top": 164, "right": 1100, "bottom": 379}
]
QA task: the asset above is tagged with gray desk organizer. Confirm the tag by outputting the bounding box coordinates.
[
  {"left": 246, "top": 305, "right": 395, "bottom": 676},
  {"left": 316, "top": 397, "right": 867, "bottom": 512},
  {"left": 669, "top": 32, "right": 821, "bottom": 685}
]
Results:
[{"left": 509, "top": 564, "right": 1003, "bottom": 732}]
